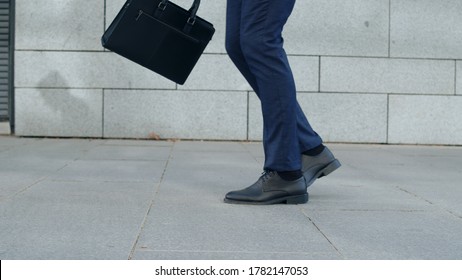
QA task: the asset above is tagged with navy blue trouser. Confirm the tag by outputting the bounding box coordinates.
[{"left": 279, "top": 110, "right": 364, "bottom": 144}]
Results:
[{"left": 225, "top": 0, "right": 323, "bottom": 171}]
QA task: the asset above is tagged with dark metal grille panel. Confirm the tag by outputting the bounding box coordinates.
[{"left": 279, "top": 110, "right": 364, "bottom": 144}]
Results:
[{"left": 0, "top": 0, "right": 10, "bottom": 121}]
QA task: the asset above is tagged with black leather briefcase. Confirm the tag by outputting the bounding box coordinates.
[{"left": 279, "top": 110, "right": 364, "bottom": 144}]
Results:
[{"left": 102, "top": 0, "right": 215, "bottom": 85}]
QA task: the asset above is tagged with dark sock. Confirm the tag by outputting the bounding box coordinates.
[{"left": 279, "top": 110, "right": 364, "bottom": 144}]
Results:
[
  {"left": 277, "top": 170, "right": 303, "bottom": 181},
  {"left": 303, "top": 144, "right": 325, "bottom": 156}
]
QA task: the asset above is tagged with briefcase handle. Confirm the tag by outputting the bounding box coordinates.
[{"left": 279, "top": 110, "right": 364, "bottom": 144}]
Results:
[{"left": 157, "top": 0, "right": 201, "bottom": 25}]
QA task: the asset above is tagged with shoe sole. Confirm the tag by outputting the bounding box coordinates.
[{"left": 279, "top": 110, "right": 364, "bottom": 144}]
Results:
[
  {"left": 305, "top": 159, "right": 341, "bottom": 187},
  {"left": 224, "top": 193, "right": 309, "bottom": 205}
]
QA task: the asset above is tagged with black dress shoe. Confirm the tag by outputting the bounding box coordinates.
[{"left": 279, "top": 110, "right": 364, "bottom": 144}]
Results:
[
  {"left": 224, "top": 171, "right": 308, "bottom": 205},
  {"left": 302, "top": 146, "right": 341, "bottom": 187}
]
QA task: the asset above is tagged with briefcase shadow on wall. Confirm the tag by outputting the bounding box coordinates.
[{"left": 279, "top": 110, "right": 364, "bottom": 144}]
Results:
[{"left": 102, "top": 0, "right": 215, "bottom": 85}]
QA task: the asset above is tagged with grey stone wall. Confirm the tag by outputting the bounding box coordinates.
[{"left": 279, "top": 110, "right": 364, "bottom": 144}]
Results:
[{"left": 14, "top": 0, "right": 462, "bottom": 144}]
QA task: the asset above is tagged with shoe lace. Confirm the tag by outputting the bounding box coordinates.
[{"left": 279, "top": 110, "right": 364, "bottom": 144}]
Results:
[{"left": 261, "top": 170, "right": 276, "bottom": 183}]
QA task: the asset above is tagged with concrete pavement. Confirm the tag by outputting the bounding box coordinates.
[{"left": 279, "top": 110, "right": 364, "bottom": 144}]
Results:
[{"left": 1, "top": 136, "right": 462, "bottom": 259}]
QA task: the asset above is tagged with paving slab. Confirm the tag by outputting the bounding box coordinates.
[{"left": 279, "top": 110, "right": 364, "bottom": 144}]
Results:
[
  {"left": 132, "top": 147, "right": 341, "bottom": 260},
  {"left": 135, "top": 199, "right": 341, "bottom": 259},
  {"left": 303, "top": 182, "right": 435, "bottom": 212},
  {"left": 0, "top": 138, "right": 105, "bottom": 198},
  {"left": 0, "top": 180, "right": 156, "bottom": 259},
  {"left": 326, "top": 145, "right": 462, "bottom": 215},
  {"left": 305, "top": 209, "right": 462, "bottom": 259}
]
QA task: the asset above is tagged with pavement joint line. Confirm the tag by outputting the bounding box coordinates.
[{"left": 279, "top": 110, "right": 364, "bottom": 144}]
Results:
[
  {"left": 0, "top": 138, "right": 91, "bottom": 201},
  {"left": 48, "top": 179, "right": 84, "bottom": 183},
  {"left": 46, "top": 179, "right": 156, "bottom": 185},
  {"left": 330, "top": 209, "right": 427, "bottom": 212},
  {"left": 128, "top": 142, "right": 176, "bottom": 260},
  {"left": 135, "top": 249, "right": 336, "bottom": 254},
  {"left": 47, "top": 180, "right": 164, "bottom": 184},
  {"left": 446, "top": 210, "right": 462, "bottom": 220},
  {"left": 74, "top": 158, "right": 169, "bottom": 162},
  {"left": 0, "top": 176, "right": 48, "bottom": 202},
  {"left": 395, "top": 185, "right": 462, "bottom": 220},
  {"left": 394, "top": 185, "right": 434, "bottom": 205},
  {"left": 0, "top": 157, "right": 76, "bottom": 202},
  {"left": 101, "top": 143, "right": 173, "bottom": 147},
  {"left": 300, "top": 208, "right": 345, "bottom": 259}
]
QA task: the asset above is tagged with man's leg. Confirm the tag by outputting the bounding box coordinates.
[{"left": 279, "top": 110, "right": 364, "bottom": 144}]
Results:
[
  {"left": 238, "top": 0, "right": 301, "bottom": 171},
  {"left": 225, "top": 0, "right": 259, "bottom": 92},
  {"left": 225, "top": 0, "right": 323, "bottom": 155},
  {"left": 225, "top": 0, "right": 308, "bottom": 205},
  {"left": 224, "top": 0, "right": 340, "bottom": 204}
]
